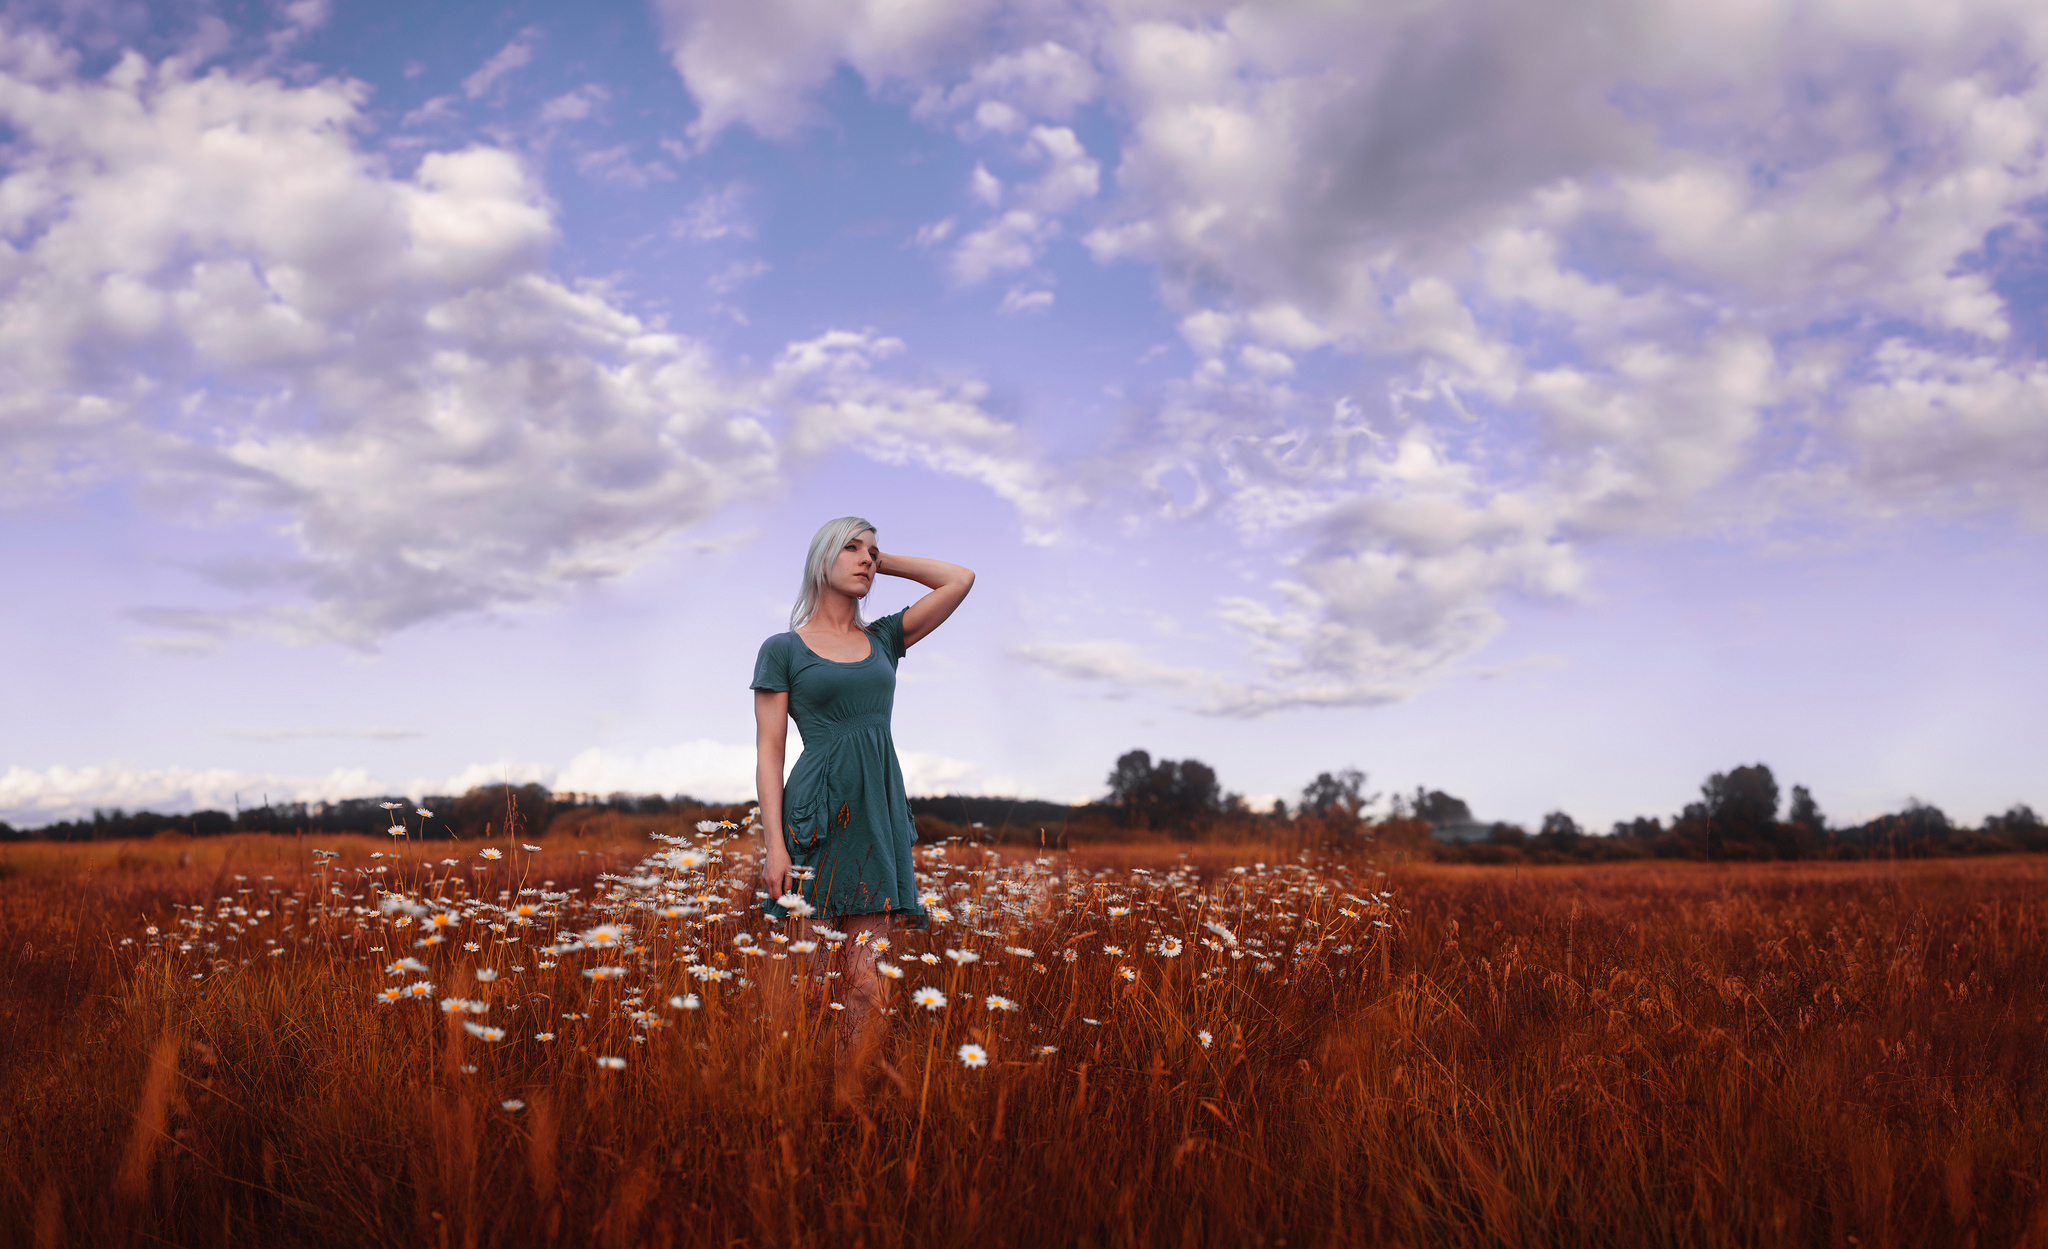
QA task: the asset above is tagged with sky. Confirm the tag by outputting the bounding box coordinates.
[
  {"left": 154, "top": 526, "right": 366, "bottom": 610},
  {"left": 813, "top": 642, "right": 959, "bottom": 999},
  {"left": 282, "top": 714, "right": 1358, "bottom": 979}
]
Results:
[{"left": 2, "top": 0, "right": 2045, "bottom": 832}]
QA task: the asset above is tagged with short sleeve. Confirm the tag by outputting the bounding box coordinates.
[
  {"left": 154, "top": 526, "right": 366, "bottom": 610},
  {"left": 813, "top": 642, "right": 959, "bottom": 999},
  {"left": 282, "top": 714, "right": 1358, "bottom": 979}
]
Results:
[
  {"left": 750, "top": 634, "right": 792, "bottom": 692},
  {"left": 870, "top": 610, "right": 908, "bottom": 665}
]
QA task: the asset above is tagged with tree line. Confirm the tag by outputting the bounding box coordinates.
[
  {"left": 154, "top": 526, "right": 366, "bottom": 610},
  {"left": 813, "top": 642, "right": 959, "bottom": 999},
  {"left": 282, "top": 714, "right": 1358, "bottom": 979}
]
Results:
[{"left": 5, "top": 752, "right": 2040, "bottom": 863}]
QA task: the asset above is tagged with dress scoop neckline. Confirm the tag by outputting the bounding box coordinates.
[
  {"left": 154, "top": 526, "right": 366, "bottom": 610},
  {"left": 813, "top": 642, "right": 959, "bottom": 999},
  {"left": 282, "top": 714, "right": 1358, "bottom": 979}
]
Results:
[{"left": 793, "top": 628, "right": 874, "bottom": 666}]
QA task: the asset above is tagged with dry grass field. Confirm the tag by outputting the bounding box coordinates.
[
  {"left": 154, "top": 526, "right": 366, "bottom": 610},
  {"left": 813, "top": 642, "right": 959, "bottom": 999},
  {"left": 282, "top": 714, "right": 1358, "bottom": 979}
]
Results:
[{"left": 1, "top": 831, "right": 2044, "bottom": 1248}]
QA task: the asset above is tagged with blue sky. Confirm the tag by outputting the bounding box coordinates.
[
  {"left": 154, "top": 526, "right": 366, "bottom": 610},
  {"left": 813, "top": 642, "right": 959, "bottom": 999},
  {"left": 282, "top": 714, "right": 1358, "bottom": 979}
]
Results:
[{"left": 3, "top": 0, "right": 2045, "bottom": 830}]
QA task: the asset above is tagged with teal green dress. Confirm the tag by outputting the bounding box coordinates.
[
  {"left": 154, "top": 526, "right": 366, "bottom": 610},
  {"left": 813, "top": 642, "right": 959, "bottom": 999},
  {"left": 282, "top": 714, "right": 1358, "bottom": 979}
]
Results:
[{"left": 752, "top": 610, "right": 928, "bottom": 928}]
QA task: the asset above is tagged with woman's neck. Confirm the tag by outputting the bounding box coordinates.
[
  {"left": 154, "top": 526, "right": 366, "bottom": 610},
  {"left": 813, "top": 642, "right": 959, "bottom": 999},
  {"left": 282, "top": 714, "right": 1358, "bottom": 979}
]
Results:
[{"left": 806, "top": 593, "right": 861, "bottom": 634}]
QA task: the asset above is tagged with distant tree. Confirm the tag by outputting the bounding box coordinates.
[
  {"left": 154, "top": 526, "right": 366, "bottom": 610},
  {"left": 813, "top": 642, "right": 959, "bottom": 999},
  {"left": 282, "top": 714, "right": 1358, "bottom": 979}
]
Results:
[
  {"left": 1406, "top": 788, "right": 1474, "bottom": 829},
  {"left": 1787, "top": 785, "right": 1825, "bottom": 835},
  {"left": 1986, "top": 803, "right": 2041, "bottom": 832},
  {"left": 1104, "top": 750, "right": 1225, "bottom": 835},
  {"left": 1107, "top": 750, "right": 1157, "bottom": 826},
  {"left": 1488, "top": 822, "right": 1527, "bottom": 846},
  {"left": 1300, "top": 769, "right": 1375, "bottom": 821},
  {"left": 1538, "top": 810, "right": 1582, "bottom": 850},
  {"left": 453, "top": 784, "right": 553, "bottom": 841},
  {"left": 1703, "top": 764, "right": 1781, "bottom": 859},
  {"left": 1612, "top": 816, "right": 1663, "bottom": 839},
  {"left": 1269, "top": 798, "right": 1289, "bottom": 820}
]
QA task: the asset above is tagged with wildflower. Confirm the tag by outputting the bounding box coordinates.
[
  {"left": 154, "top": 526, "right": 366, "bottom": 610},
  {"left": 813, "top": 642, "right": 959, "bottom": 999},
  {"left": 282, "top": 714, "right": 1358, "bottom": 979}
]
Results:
[
  {"left": 501, "top": 1099, "right": 525, "bottom": 1112},
  {"left": 789, "top": 940, "right": 818, "bottom": 954},
  {"left": 377, "top": 986, "right": 405, "bottom": 1004},
  {"left": 403, "top": 981, "right": 435, "bottom": 999},
  {"left": 474, "top": 968, "right": 499, "bottom": 982},
  {"left": 380, "top": 802, "right": 403, "bottom": 810},
  {"left": 1203, "top": 920, "right": 1239, "bottom": 947},
  {"left": 919, "top": 953, "right": 940, "bottom": 965},
  {"left": 1106, "top": 907, "right": 1130, "bottom": 917},
  {"left": 1197, "top": 1030, "right": 1213, "bottom": 1049},
  {"left": 1157, "top": 937, "right": 1183, "bottom": 958},
  {"left": 870, "top": 937, "right": 890, "bottom": 953},
  {"left": 387, "top": 825, "right": 406, "bottom": 836},
  {"left": 581, "top": 924, "right": 624, "bottom": 948},
  {"left": 1082, "top": 1018, "right": 1101, "bottom": 1026},
  {"left": 463, "top": 1022, "right": 506, "bottom": 1041},
  {"left": 146, "top": 926, "right": 159, "bottom": 936},
  {"left": 1119, "top": 967, "right": 1137, "bottom": 982},
  {"left": 911, "top": 986, "right": 948, "bottom": 1011},
  {"left": 876, "top": 961, "right": 904, "bottom": 979},
  {"left": 984, "top": 994, "right": 1019, "bottom": 1012},
  {"left": 957, "top": 1042, "right": 988, "bottom": 1068},
  {"left": 595, "top": 1056, "right": 626, "bottom": 1071},
  {"left": 667, "top": 848, "right": 708, "bottom": 870},
  {"left": 1061, "top": 949, "right": 1077, "bottom": 963},
  {"left": 522, "top": 844, "right": 541, "bottom": 852},
  {"left": 480, "top": 848, "right": 503, "bottom": 861},
  {"left": 669, "top": 994, "right": 701, "bottom": 1010},
  {"left": 583, "top": 966, "right": 628, "bottom": 981},
  {"left": 427, "top": 912, "right": 458, "bottom": 930},
  {"left": 535, "top": 1033, "right": 555, "bottom": 1042},
  {"left": 416, "top": 808, "right": 434, "bottom": 817},
  {"left": 463, "top": 941, "right": 481, "bottom": 952},
  {"left": 695, "top": 820, "right": 720, "bottom": 832},
  {"left": 814, "top": 926, "right": 847, "bottom": 941},
  {"left": 1037, "top": 1045, "right": 1059, "bottom": 1056},
  {"left": 828, "top": 1002, "right": 845, "bottom": 1011},
  {"left": 1003, "top": 946, "right": 1034, "bottom": 958},
  {"left": 1102, "top": 944, "right": 1124, "bottom": 956}
]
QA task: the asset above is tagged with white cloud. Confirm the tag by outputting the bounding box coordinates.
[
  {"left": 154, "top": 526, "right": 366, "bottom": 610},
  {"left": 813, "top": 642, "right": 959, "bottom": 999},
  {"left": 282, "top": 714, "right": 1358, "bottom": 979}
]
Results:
[
  {"left": 655, "top": 0, "right": 2048, "bottom": 711},
  {"left": 0, "top": 732, "right": 1023, "bottom": 824},
  {"left": 462, "top": 27, "right": 540, "bottom": 100},
  {"left": 998, "top": 286, "right": 1053, "bottom": 315},
  {"left": 0, "top": 762, "right": 385, "bottom": 827},
  {"left": 946, "top": 125, "right": 1098, "bottom": 284},
  {"left": 773, "top": 329, "right": 1070, "bottom": 533},
  {"left": 652, "top": 0, "right": 995, "bottom": 147},
  {"left": 539, "top": 83, "right": 609, "bottom": 123},
  {"left": 671, "top": 181, "right": 754, "bottom": 241},
  {"left": 0, "top": 35, "right": 1053, "bottom": 651}
]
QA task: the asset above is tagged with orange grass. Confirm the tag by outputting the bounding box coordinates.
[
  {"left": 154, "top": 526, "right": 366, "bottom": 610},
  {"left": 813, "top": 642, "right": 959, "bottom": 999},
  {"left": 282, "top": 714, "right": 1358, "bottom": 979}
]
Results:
[{"left": 2, "top": 834, "right": 2045, "bottom": 1247}]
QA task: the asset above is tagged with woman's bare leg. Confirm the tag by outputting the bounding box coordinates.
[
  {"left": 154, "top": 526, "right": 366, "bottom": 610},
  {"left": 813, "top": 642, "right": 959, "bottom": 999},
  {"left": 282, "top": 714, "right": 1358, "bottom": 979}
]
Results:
[{"left": 835, "top": 912, "right": 893, "bottom": 1060}]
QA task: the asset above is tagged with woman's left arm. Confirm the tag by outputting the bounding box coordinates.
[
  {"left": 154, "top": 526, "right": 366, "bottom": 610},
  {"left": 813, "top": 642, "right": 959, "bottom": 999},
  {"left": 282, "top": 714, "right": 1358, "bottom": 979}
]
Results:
[{"left": 878, "top": 551, "right": 975, "bottom": 648}]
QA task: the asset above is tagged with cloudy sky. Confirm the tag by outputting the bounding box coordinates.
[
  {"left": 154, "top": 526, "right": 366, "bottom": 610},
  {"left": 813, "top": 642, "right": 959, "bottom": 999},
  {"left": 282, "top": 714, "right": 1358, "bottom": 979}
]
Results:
[{"left": 3, "top": 0, "right": 2045, "bottom": 832}]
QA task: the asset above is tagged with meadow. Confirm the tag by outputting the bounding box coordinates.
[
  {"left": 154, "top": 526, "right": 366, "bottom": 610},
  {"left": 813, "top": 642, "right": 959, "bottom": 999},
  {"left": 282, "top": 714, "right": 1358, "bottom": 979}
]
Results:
[{"left": 1, "top": 828, "right": 2043, "bottom": 1248}]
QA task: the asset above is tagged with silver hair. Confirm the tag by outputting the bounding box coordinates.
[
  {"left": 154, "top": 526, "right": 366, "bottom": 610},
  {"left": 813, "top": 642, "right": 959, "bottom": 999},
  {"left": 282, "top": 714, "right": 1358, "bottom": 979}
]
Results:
[{"left": 791, "top": 516, "right": 876, "bottom": 630}]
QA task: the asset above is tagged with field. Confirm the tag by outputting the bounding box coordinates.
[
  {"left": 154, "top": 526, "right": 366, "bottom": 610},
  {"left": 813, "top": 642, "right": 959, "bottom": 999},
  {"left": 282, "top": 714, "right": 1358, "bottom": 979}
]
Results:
[{"left": 2, "top": 832, "right": 2045, "bottom": 1248}]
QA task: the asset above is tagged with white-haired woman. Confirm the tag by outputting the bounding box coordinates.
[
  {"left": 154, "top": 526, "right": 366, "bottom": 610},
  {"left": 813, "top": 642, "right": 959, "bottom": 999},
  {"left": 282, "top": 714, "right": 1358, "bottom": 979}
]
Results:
[{"left": 751, "top": 517, "right": 974, "bottom": 1048}]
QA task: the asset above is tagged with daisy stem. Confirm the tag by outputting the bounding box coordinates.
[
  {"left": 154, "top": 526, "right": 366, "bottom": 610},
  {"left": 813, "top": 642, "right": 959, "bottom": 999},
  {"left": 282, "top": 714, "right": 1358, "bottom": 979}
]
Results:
[{"left": 909, "top": 1021, "right": 937, "bottom": 1179}]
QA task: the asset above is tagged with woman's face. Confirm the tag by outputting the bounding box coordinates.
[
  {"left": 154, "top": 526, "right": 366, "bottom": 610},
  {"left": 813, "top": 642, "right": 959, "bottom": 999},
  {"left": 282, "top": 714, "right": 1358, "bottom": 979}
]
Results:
[{"left": 826, "top": 530, "right": 877, "bottom": 600}]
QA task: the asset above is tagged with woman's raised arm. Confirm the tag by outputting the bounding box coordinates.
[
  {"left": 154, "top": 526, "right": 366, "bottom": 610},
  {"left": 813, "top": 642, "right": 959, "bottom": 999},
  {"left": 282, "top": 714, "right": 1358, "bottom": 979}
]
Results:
[{"left": 877, "top": 551, "right": 975, "bottom": 648}]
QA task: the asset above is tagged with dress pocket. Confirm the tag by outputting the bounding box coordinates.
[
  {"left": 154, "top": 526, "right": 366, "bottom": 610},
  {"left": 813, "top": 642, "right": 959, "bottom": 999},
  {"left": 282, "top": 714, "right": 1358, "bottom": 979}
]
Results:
[{"left": 782, "top": 791, "right": 828, "bottom": 853}]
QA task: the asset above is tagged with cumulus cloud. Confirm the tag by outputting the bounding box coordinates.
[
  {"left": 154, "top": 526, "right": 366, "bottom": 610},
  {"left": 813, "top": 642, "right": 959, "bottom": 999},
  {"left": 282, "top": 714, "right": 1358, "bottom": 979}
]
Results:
[
  {"left": 651, "top": 0, "right": 995, "bottom": 146},
  {"left": 652, "top": 0, "right": 2048, "bottom": 712},
  {"left": 0, "top": 29, "right": 1055, "bottom": 650},
  {"left": 772, "top": 329, "right": 1072, "bottom": 534}
]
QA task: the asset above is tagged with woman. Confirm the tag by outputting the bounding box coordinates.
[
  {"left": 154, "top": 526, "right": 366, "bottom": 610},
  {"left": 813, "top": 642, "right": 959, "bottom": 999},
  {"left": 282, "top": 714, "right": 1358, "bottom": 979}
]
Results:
[{"left": 751, "top": 516, "right": 974, "bottom": 1046}]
